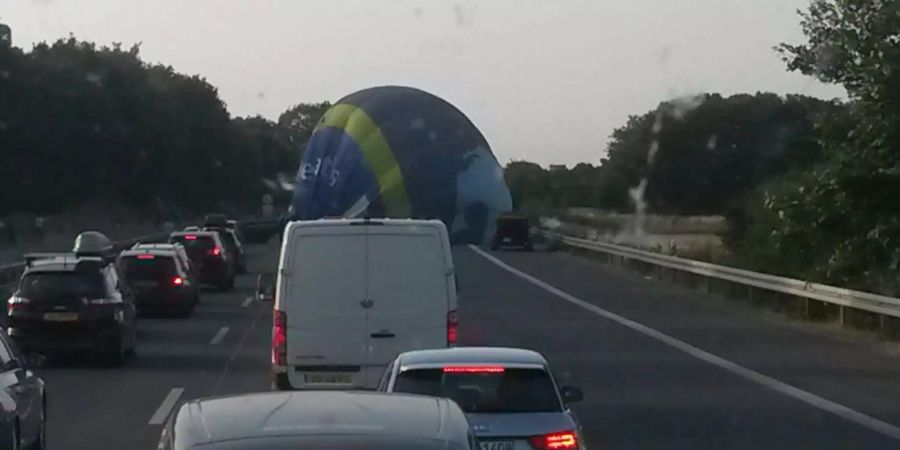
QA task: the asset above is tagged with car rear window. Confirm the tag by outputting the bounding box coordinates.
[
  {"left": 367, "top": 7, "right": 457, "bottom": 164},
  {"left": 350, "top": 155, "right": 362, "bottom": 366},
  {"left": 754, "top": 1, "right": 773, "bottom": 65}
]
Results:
[
  {"left": 393, "top": 368, "right": 561, "bottom": 413},
  {"left": 19, "top": 272, "right": 105, "bottom": 300},
  {"left": 170, "top": 235, "right": 216, "bottom": 256},
  {"left": 119, "top": 256, "right": 177, "bottom": 280}
]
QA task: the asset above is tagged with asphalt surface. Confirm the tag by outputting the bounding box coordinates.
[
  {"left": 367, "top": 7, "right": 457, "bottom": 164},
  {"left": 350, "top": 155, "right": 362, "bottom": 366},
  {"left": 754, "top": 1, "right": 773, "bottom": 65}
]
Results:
[{"left": 34, "top": 242, "right": 900, "bottom": 450}]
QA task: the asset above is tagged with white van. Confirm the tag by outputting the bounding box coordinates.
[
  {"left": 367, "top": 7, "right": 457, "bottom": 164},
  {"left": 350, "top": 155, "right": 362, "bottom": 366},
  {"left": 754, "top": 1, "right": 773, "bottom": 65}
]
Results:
[{"left": 270, "top": 218, "right": 458, "bottom": 390}]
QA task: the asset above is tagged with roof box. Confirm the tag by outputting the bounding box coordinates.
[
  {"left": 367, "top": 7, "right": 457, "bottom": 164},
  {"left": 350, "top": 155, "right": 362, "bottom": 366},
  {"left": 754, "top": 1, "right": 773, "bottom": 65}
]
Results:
[{"left": 73, "top": 231, "right": 114, "bottom": 258}]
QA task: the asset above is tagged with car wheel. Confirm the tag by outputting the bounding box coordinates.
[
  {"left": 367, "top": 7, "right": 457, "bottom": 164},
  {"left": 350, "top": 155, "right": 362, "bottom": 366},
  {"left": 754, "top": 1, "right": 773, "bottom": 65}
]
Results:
[
  {"left": 490, "top": 241, "right": 500, "bottom": 251},
  {"left": 26, "top": 398, "right": 45, "bottom": 450}
]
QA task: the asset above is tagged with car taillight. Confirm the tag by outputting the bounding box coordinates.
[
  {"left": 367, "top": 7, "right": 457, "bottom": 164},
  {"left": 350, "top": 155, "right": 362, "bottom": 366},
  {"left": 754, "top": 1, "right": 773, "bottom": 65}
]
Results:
[
  {"left": 529, "top": 431, "right": 578, "bottom": 450},
  {"left": 184, "top": 235, "right": 197, "bottom": 240},
  {"left": 447, "top": 309, "right": 458, "bottom": 346},
  {"left": 7, "top": 296, "right": 29, "bottom": 312},
  {"left": 137, "top": 254, "right": 155, "bottom": 260},
  {"left": 173, "top": 276, "right": 184, "bottom": 286},
  {"left": 273, "top": 310, "right": 287, "bottom": 366},
  {"left": 208, "top": 247, "right": 221, "bottom": 257}
]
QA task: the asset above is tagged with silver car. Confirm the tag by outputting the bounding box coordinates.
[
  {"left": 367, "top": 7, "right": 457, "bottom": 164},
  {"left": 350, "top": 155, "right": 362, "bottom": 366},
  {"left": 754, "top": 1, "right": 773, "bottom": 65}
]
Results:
[
  {"left": 378, "top": 347, "right": 586, "bottom": 450},
  {"left": 157, "top": 391, "right": 478, "bottom": 450}
]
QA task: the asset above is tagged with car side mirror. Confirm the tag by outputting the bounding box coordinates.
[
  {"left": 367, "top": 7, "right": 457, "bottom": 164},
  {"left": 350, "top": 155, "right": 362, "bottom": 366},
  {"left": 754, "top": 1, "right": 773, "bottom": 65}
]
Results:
[
  {"left": 256, "top": 273, "right": 275, "bottom": 302},
  {"left": 560, "top": 386, "right": 583, "bottom": 404}
]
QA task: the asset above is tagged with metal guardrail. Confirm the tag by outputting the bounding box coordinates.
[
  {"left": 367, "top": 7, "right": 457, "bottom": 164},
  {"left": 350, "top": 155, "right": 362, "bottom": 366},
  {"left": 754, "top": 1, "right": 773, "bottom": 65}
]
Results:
[{"left": 544, "top": 231, "right": 900, "bottom": 319}]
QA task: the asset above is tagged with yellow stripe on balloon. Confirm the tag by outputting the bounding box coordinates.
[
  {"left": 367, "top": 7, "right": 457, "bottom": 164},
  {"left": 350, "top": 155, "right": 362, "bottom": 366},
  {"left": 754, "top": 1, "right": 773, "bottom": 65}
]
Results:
[{"left": 317, "top": 104, "right": 411, "bottom": 216}]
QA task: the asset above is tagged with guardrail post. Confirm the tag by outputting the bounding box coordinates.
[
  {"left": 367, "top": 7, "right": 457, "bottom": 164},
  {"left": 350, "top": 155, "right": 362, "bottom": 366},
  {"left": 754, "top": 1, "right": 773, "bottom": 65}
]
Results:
[
  {"left": 748, "top": 286, "right": 754, "bottom": 304},
  {"left": 704, "top": 277, "right": 711, "bottom": 294},
  {"left": 839, "top": 305, "right": 846, "bottom": 327}
]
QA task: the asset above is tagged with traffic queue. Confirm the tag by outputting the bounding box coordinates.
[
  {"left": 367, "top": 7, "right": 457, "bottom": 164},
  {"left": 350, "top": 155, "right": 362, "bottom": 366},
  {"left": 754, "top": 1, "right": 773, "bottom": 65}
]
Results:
[{"left": 157, "top": 218, "right": 586, "bottom": 450}]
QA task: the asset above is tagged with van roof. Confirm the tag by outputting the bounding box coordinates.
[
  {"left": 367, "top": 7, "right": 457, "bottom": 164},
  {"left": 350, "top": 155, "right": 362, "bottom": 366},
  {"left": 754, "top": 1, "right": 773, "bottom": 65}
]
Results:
[
  {"left": 285, "top": 218, "right": 448, "bottom": 232},
  {"left": 173, "top": 391, "right": 470, "bottom": 447}
]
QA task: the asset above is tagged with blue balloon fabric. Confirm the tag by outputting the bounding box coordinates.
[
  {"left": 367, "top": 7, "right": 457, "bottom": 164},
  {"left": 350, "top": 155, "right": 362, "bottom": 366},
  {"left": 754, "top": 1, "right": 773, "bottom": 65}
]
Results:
[{"left": 290, "top": 86, "right": 512, "bottom": 244}]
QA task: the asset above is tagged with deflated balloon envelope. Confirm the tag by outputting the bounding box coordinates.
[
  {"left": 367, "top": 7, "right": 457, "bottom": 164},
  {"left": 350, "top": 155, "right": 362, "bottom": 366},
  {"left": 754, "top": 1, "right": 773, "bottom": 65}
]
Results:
[{"left": 290, "top": 86, "right": 512, "bottom": 244}]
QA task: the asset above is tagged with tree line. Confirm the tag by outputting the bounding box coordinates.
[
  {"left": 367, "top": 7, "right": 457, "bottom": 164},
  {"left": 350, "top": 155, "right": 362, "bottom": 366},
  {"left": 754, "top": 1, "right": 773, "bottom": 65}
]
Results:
[
  {"left": 0, "top": 35, "right": 329, "bottom": 222},
  {"left": 507, "top": 0, "right": 900, "bottom": 293}
]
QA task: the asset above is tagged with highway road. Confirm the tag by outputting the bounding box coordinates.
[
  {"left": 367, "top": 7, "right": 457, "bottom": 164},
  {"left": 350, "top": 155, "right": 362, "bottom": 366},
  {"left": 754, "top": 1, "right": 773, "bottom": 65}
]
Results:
[{"left": 38, "top": 241, "right": 900, "bottom": 449}]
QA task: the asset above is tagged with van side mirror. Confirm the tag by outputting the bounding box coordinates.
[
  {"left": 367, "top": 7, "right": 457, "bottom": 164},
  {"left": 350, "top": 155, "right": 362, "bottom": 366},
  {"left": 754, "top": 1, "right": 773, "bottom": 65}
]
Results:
[
  {"left": 560, "top": 386, "right": 583, "bottom": 404},
  {"left": 256, "top": 273, "right": 275, "bottom": 302}
]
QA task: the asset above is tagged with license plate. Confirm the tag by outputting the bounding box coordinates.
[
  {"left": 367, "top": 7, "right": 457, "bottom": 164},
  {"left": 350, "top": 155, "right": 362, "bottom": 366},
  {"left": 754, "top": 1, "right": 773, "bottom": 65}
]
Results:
[
  {"left": 302, "top": 373, "right": 354, "bottom": 385},
  {"left": 503, "top": 237, "right": 512, "bottom": 243},
  {"left": 480, "top": 441, "right": 514, "bottom": 450},
  {"left": 43, "top": 312, "right": 78, "bottom": 322}
]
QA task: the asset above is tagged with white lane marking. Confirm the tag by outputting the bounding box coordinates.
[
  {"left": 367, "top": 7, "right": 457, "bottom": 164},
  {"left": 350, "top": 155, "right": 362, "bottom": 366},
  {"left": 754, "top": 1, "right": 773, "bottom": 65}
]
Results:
[
  {"left": 241, "top": 296, "right": 253, "bottom": 308},
  {"left": 469, "top": 245, "right": 900, "bottom": 442},
  {"left": 210, "top": 326, "right": 230, "bottom": 345},
  {"left": 148, "top": 388, "right": 184, "bottom": 425}
]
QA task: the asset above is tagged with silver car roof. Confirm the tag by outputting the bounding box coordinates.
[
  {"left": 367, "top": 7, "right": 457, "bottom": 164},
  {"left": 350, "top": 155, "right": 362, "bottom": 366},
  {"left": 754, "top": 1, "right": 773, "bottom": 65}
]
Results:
[
  {"left": 173, "top": 391, "right": 471, "bottom": 447},
  {"left": 397, "top": 347, "right": 549, "bottom": 368}
]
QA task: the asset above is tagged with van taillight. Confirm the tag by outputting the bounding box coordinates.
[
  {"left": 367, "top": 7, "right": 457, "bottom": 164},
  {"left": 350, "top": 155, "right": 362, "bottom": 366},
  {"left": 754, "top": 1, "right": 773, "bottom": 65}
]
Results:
[
  {"left": 447, "top": 309, "right": 458, "bottom": 346},
  {"left": 273, "top": 310, "right": 287, "bottom": 366}
]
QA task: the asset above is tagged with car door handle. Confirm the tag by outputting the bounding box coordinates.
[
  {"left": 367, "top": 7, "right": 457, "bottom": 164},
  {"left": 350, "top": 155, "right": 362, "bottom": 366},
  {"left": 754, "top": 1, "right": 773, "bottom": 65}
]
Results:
[{"left": 370, "top": 332, "right": 396, "bottom": 339}]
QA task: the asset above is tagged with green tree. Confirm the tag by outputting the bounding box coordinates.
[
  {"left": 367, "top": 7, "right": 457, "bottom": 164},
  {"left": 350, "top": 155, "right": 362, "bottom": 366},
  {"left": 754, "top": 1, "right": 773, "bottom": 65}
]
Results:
[{"left": 742, "top": 0, "right": 900, "bottom": 290}]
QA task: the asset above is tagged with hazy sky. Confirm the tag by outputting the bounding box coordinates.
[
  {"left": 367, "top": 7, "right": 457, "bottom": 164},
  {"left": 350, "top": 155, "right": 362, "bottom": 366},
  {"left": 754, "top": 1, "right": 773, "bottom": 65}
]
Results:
[{"left": 3, "top": 0, "right": 845, "bottom": 166}]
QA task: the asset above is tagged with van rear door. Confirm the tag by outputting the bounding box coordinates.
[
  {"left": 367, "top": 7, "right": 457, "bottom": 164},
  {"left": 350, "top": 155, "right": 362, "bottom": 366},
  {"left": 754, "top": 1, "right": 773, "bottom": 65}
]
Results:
[
  {"left": 283, "top": 231, "right": 368, "bottom": 388},
  {"left": 364, "top": 225, "right": 451, "bottom": 386}
]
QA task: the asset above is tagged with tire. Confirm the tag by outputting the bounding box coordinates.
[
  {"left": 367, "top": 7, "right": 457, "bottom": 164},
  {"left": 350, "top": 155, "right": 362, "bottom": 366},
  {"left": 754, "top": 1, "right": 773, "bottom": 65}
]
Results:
[
  {"left": 26, "top": 398, "right": 45, "bottom": 450},
  {"left": 490, "top": 240, "right": 500, "bottom": 251},
  {"left": 273, "top": 373, "right": 293, "bottom": 391}
]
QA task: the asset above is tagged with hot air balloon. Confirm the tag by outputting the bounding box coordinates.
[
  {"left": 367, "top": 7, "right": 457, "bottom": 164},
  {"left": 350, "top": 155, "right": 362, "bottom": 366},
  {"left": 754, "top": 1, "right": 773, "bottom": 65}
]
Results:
[{"left": 289, "top": 86, "right": 512, "bottom": 244}]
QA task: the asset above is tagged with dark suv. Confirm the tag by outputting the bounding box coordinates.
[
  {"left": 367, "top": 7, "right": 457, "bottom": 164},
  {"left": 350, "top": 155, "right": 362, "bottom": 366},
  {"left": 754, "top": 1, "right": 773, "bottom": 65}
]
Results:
[
  {"left": 118, "top": 249, "right": 199, "bottom": 316},
  {"left": 203, "top": 227, "right": 246, "bottom": 274},
  {"left": 491, "top": 215, "right": 534, "bottom": 251},
  {"left": 169, "top": 231, "right": 235, "bottom": 291},
  {"left": 7, "top": 255, "right": 138, "bottom": 365}
]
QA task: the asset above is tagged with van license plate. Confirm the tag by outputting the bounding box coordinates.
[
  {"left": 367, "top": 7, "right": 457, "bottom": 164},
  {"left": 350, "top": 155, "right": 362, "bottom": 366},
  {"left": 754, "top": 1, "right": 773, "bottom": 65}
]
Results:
[
  {"left": 302, "top": 373, "right": 354, "bottom": 385},
  {"left": 43, "top": 313, "right": 78, "bottom": 322},
  {"left": 480, "top": 441, "right": 514, "bottom": 450}
]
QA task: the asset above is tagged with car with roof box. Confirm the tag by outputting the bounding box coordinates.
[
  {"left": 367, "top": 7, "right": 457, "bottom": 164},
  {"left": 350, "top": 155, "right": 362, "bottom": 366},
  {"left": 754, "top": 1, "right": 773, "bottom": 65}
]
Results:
[
  {"left": 7, "top": 249, "right": 138, "bottom": 365},
  {"left": 378, "top": 347, "right": 586, "bottom": 450}
]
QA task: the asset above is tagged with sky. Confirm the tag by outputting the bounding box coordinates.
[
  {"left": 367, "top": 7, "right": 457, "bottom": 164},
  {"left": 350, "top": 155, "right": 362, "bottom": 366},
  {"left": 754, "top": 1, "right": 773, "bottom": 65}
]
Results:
[{"left": 3, "top": 0, "right": 845, "bottom": 166}]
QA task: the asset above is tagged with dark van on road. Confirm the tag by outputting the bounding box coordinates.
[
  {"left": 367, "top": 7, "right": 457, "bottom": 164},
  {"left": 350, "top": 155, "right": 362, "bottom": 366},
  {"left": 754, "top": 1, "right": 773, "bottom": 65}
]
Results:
[
  {"left": 169, "top": 231, "right": 235, "bottom": 291},
  {"left": 118, "top": 249, "right": 199, "bottom": 316},
  {"left": 7, "top": 255, "right": 138, "bottom": 366}
]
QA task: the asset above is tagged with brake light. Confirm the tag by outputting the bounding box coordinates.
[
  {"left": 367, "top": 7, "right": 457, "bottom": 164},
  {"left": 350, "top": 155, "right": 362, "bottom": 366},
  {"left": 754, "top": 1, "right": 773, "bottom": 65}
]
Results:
[
  {"left": 184, "top": 235, "right": 197, "bottom": 240},
  {"left": 442, "top": 366, "right": 505, "bottom": 374},
  {"left": 447, "top": 309, "right": 458, "bottom": 346},
  {"left": 7, "top": 296, "right": 29, "bottom": 312},
  {"left": 172, "top": 276, "right": 184, "bottom": 286},
  {"left": 529, "top": 431, "right": 578, "bottom": 450},
  {"left": 273, "top": 310, "right": 287, "bottom": 366},
  {"left": 208, "top": 247, "right": 221, "bottom": 257},
  {"left": 137, "top": 254, "right": 155, "bottom": 260}
]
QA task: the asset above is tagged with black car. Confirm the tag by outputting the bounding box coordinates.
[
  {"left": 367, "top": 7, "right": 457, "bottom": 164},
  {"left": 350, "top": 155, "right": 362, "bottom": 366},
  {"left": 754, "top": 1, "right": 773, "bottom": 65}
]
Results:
[
  {"left": 0, "top": 330, "right": 46, "bottom": 450},
  {"left": 169, "top": 231, "right": 235, "bottom": 291},
  {"left": 203, "top": 227, "right": 246, "bottom": 274},
  {"left": 491, "top": 215, "right": 533, "bottom": 251},
  {"left": 118, "top": 249, "right": 199, "bottom": 316},
  {"left": 7, "top": 255, "right": 138, "bottom": 366}
]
